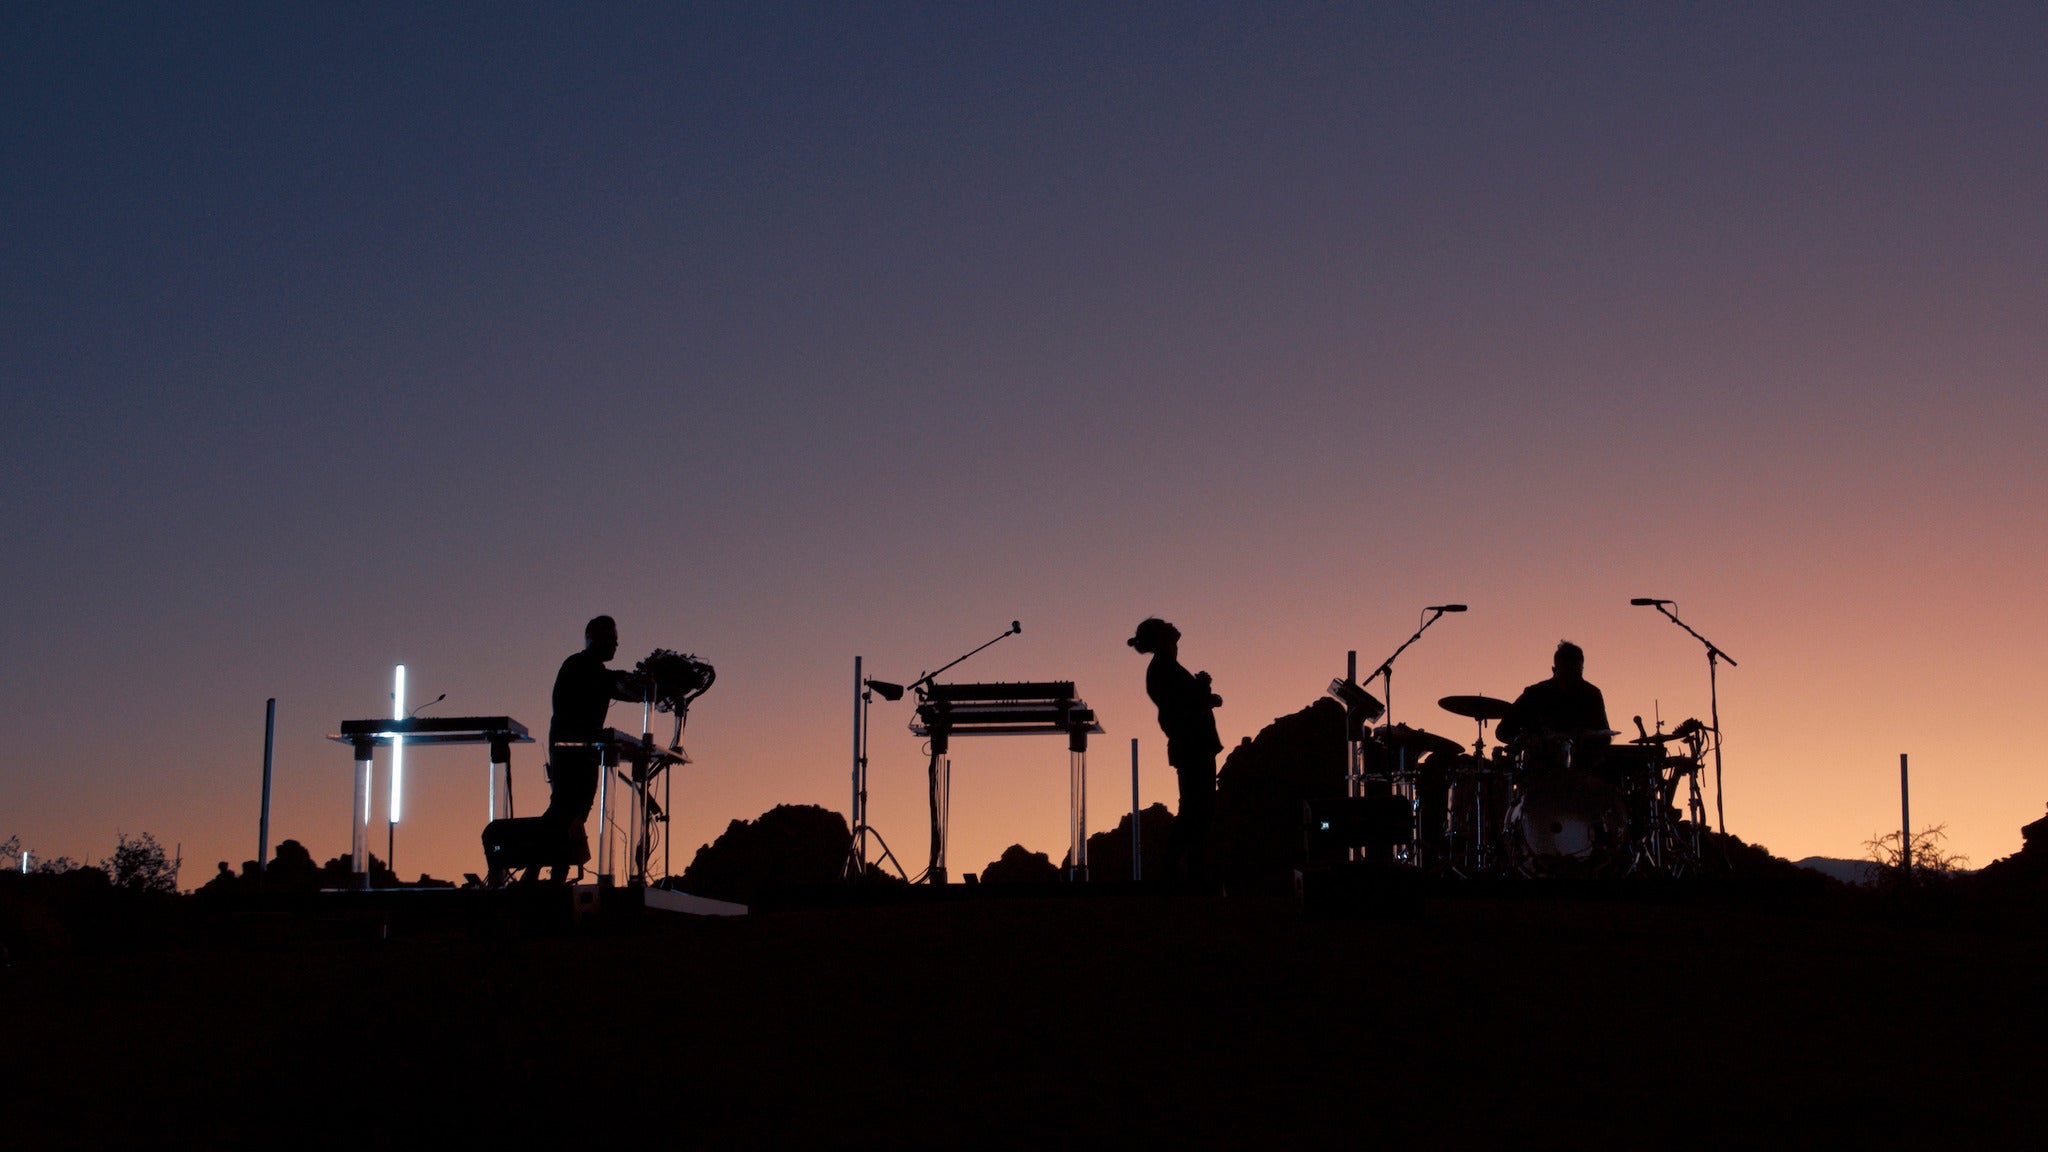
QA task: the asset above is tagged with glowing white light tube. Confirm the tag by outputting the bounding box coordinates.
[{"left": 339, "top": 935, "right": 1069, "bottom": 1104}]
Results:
[{"left": 390, "top": 664, "right": 406, "bottom": 824}]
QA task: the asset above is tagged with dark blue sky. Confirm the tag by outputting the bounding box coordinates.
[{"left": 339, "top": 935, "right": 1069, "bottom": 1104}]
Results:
[{"left": 6, "top": 4, "right": 2045, "bottom": 878}]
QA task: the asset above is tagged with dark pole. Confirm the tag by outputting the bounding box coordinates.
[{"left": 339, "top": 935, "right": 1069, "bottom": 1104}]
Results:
[
  {"left": 258, "top": 698, "right": 275, "bottom": 888},
  {"left": 1900, "top": 753, "right": 1911, "bottom": 877},
  {"left": 1130, "top": 738, "right": 1141, "bottom": 881},
  {"left": 1710, "top": 651, "right": 1726, "bottom": 836}
]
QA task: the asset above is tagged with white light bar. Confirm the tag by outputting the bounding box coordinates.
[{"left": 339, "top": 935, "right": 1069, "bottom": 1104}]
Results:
[{"left": 390, "top": 664, "right": 406, "bottom": 824}]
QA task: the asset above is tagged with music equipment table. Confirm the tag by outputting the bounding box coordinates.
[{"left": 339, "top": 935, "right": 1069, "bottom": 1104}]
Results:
[
  {"left": 552, "top": 727, "right": 689, "bottom": 886},
  {"left": 911, "top": 682, "right": 1104, "bottom": 882},
  {"left": 328, "top": 716, "right": 533, "bottom": 888}
]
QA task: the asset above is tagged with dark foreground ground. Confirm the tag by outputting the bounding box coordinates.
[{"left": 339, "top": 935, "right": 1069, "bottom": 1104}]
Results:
[{"left": 7, "top": 887, "right": 2044, "bottom": 1149}]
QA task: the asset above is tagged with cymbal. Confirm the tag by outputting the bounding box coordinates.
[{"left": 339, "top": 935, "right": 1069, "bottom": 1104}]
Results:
[
  {"left": 1438, "top": 694, "right": 1514, "bottom": 721},
  {"left": 1374, "top": 723, "right": 1465, "bottom": 760},
  {"left": 1630, "top": 732, "right": 1684, "bottom": 745}
]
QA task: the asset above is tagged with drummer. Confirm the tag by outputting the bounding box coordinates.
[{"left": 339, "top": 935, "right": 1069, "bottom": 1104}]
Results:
[{"left": 1497, "top": 641, "right": 1612, "bottom": 755}]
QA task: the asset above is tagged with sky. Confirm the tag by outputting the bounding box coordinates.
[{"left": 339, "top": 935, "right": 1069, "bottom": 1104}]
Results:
[{"left": 5, "top": 3, "right": 2045, "bottom": 886}]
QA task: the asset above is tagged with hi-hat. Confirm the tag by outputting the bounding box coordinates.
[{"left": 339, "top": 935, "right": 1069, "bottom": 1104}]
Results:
[
  {"left": 1375, "top": 723, "right": 1464, "bottom": 760},
  {"left": 1438, "top": 694, "right": 1514, "bottom": 721}
]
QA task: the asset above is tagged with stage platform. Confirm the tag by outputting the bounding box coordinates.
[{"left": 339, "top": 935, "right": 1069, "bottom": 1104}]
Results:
[{"left": 196, "top": 882, "right": 745, "bottom": 940}]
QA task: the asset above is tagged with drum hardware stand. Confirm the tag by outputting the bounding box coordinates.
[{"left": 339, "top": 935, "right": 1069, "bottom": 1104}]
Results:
[
  {"left": 1459, "top": 715, "right": 1495, "bottom": 876},
  {"left": 617, "top": 650, "right": 714, "bottom": 888},
  {"left": 1632, "top": 599, "right": 1737, "bottom": 836},
  {"left": 842, "top": 656, "right": 909, "bottom": 881}
]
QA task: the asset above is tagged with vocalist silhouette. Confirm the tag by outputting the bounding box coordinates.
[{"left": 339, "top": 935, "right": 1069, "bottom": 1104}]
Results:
[
  {"left": 1129, "top": 618, "right": 1223, "bottom": 890},
  {"left": 542, "top": 615, "right": 648, "bottom": 880}
]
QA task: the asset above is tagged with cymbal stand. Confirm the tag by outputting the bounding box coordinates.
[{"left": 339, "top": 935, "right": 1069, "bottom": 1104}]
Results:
[
  {"left": 1637, "top": 602, "right": 1737, "bottom": 836},
  {"left": 1458, "top": 714, "right": 1495, "bottom": 875}
]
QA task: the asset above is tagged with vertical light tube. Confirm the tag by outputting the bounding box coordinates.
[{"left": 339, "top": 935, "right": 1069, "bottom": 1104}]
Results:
[
  {"left": 1069, "top": 745, "right": 1088, "bottom": 882},
  {"left": 597, "top": 746, "right": 614, "bottom": 886},
  {"left": 390, "top": 665, "right": 406, "bottom": 824},
  {"left": 351, "top": 743, "right": 373, "bottom": 887}
]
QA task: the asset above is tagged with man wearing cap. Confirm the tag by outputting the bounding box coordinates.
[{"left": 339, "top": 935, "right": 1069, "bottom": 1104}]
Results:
[{"left": 1129, "top": 617, "right": 1224, "bottom": 890}]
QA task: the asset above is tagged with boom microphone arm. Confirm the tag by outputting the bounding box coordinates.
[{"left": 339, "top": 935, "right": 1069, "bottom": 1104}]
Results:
[{"left": 907, "top": 620, "right": 1022, "bottom": 697}]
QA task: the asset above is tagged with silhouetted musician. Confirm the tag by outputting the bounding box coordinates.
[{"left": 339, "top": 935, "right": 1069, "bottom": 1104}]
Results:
[
  {"left": 1129, "top": 617, "right": 1223, "bottom": 890},
  {"left": 541, "top": 615, "right": 649, "bottom": 880},
  {"left": 1497, "top": 640, "right": 1611, "bottom": 758}
]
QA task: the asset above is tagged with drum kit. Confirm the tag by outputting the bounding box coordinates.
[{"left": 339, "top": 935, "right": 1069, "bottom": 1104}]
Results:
[{"left": 1345, "top": 693, "right": 1715, "bottom": 878}]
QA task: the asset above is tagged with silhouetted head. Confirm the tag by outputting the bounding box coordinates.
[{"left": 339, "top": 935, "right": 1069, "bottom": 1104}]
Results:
[
  {"left": 585, "top": 615, "right": 619, "bottom": 661},
  {"left": 1128, "top": 617, "right": 1180, "bottom": 656},
  {"left": 1553, "top": 640, "right": 1585, "bottom": 682}
]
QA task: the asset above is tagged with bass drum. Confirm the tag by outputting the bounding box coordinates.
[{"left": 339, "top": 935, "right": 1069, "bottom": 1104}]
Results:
[{"left": 1505, "top": 777, "right": 1627, "bottom": 876}]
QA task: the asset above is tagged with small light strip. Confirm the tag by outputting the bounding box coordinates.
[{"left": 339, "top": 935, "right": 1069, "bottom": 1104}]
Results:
[{"left": 390, "top": 664, "right": 406, "bottom": 824}]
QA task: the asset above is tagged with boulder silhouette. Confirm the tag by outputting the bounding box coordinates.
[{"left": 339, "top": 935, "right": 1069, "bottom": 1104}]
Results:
[
  {"left": 680, "top": 804, "right": 852, "bottom": 903},
  {"left": 1970, "top": 802, "right": 2048, "bottom": 898},
  {"left": 980, "top": 843, "right": 1061, "bottom": 884},
  {"left": 1062, "top": 803, "right": 1175, "bottom": 881},
  {"left": 265, "top": 839, "right": 323, "bottom": 893},
  {"left": 1215, "top": 697, "right": 1348, "bottom": 895}
]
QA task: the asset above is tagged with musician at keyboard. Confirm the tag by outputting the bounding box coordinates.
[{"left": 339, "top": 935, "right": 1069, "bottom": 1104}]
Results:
[
  {"left": 541, "top": 615, "right": 650, "bottom": 880},
  {"left": 1129, "top": 617, "right": 1224, "bottom": 890}
]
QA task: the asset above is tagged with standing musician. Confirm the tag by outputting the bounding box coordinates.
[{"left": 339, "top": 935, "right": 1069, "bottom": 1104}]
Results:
[
  {"left": 542, "top": 615, "right": 649, "bottom": 881},
  {"left": 1128, "top": 617, "right": 1224, "bottom": 890},
  {"left": 1497, "top": 640, "right": 1612, "bottom": 760}
]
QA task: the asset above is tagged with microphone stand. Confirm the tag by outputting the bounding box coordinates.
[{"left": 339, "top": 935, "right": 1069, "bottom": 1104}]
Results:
[
  {"left": 1644, "top": 604, "right": 1737, "bottom": 837},
  {"left": 1367, "top": 607, "right": 1454, "bottom": 729}
]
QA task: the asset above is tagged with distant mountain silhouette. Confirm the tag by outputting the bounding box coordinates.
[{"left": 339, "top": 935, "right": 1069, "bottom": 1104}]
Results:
[
  {"left": 680, "top": 804, "right": 854, "bottom": 903},
  {"left": 1794, "top": 857, "right": 1875, "bottom": 885}
]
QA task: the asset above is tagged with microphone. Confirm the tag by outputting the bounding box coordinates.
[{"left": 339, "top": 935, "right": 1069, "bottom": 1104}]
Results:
[
  {"left": 1630, "top": 598, "right": 1673, "bottom": 607},
  {"left": 1011, "top": 621, "right": 1022, "bottom": 634},
  {"left": 1428, "top": 604, "right": 1468, "bottom": 613},
  {"left": 1633, "top": 715, "right": 1649, "bottom": 741}
]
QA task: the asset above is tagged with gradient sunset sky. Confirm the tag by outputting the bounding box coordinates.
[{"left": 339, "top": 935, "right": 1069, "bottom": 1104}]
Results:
[{"left": 5, "top": 3, "right": 2044, "bottom": 885}]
